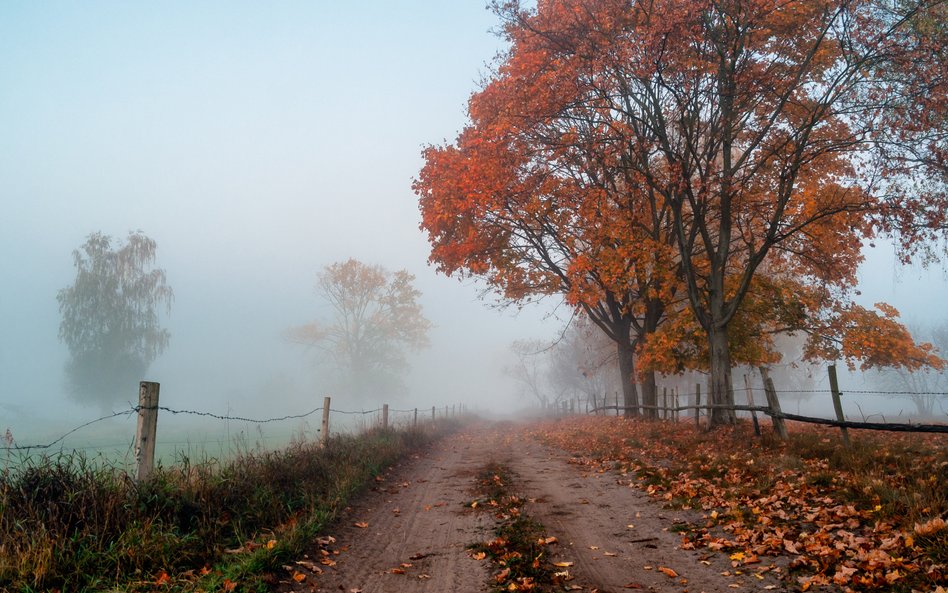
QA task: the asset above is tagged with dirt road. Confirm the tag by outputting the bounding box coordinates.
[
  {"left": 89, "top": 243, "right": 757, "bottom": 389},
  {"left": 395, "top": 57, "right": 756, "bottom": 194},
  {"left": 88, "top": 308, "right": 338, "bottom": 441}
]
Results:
[{"left": 280, "top": 422, "right": 785, "bottom": 593}]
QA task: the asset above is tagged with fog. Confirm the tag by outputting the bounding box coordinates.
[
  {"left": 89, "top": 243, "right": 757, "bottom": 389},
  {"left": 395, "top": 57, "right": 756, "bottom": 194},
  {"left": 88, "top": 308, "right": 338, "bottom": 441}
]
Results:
[{"left": 1, "top": 2, "right": 945, "bottom": 452}]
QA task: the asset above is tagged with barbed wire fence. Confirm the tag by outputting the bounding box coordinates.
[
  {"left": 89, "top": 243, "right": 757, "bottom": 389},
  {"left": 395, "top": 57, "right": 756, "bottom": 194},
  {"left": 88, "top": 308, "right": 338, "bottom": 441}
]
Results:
[{"left": 1, "top": 383, "right": 467, "bottom": 480}]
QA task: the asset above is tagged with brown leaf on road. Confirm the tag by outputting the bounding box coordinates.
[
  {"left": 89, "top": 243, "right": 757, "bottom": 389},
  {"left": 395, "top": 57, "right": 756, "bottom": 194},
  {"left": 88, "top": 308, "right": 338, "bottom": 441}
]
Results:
[
  {"left": 658, "top": 566, "right": 679, "bottom": 578},
  {"left": 624, "top": 583, "right": 644, "bottom": 589},
  {"left": 353, "top": 521, "right": 369, "bottom": 528}
]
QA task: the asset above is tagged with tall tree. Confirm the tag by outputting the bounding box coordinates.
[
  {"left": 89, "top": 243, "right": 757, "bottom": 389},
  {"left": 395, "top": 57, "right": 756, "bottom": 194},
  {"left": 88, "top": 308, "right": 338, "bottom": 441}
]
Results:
[
  {"left": 415, "top": 35, "right": 685, "bottom": 416},
  {"left": 287, "top": 259, "right": 431, "bottom": 401},
  {"left": 485, "top": 0, "right": 946, "bottom": 425},
  {"left": 57, "top": 231, "right": 173, "bottom": 407}
]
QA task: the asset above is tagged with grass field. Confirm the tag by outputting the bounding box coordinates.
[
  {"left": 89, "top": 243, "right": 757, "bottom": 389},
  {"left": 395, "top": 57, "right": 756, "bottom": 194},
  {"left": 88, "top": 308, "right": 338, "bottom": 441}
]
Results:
[{"left": 0, "top": 419, "right": 456, "bottom": 592}]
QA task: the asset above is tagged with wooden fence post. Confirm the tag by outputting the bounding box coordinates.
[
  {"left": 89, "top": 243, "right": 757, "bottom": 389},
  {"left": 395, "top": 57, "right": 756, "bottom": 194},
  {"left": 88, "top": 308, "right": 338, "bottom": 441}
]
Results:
[
  {"left": 615, "top": 392, "right": 619, "bottom": 417},
  {"left": 761, "top": 369, "right": 788, "bottom": 440},
  {"left": 413, "top": 407, "right": 418, "bottom": 428},
  {"left": 694, "top": 383, "right": 701, "bottom": 428},
  {"left": 432, "top": 406, "right": 436, "bottom": 422},
  {"left": 743, "top": 374, "right": 761, "bottom": 436},
  {"left": 321, "top": 396, "right": 331, "bottom": 445},
  {"left": 135, "top": 381, "right": 160, "bottom": 482},
  {"left": 674, "top": 388, "right": 680, "bottom": 422},
  {"left": 706, "top": 377, "right": 713, "bottom": 425},
  {"left": 662, "top": 387, "right": 668, "bottom": 420},
  {"left": 382, "top": 404, "right": 389, "bottom": 430},
  {"left": 827, "top": 365, "right": 851, "bottom": 448}
]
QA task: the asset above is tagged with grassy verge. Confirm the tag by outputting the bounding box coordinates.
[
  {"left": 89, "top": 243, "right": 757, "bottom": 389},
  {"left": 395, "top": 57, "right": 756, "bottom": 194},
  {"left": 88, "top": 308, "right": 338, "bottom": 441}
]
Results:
[
  {"left": 531, "top": 416, "right": 947, "bottom": 592},
  {"left": 0, "top": 423, "right": 457, "bottom": 592},
  {"left": 468, "top": 463, "right": 569, "bottom": 592}
]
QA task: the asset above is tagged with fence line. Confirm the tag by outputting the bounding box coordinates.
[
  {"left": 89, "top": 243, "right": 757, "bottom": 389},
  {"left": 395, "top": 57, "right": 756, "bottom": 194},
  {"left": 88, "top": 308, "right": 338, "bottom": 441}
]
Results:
[
  {"left": 3, "top": 383, "right": 468, "bottom": 480},
  {"left": 583, "top": 403, "right": 948, "bottom": 434}
]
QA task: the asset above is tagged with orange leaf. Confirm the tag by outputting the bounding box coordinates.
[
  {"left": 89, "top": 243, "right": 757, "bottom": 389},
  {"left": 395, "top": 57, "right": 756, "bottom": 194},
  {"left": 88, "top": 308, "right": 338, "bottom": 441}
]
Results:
[
  {"left": 354, "top": 521, "right": 369, "bottom": 528},
  {"left": 292, "top": 571, "right": 306, "bottom": 583},
  {"left": 658, "top": 566, "right": 678, "bottom": 578}
]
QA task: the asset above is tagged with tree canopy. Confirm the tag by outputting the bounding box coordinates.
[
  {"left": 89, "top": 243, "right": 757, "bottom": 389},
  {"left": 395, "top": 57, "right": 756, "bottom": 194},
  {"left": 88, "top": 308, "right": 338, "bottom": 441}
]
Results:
[
  {"left": 287, "top": 259, "right": 432, "bottom": 401},
  {"left": 57, "top": 231, "right": 173, "bottom": 407},
  {"left": 417, "top": 0, "right": 946, "bottom": 425}
]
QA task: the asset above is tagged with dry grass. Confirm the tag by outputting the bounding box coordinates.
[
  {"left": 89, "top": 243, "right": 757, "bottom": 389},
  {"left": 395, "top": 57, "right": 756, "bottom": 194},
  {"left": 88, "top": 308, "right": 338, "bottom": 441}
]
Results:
[{"left": 0, "top": 423, "right": 455, "bottom": 592}]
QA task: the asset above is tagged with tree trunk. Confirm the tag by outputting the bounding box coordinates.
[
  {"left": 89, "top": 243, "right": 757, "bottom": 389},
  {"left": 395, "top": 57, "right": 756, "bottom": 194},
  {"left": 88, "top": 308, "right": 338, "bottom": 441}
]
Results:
[
  {"left": 708, "top": 324, "right": 737, "bottom": 426},
  {"left": 641, "top": 369, "right": 658, "bottom": 419},
  {"left": 616, "top": 339, "right": 640, "bottom": 417}
]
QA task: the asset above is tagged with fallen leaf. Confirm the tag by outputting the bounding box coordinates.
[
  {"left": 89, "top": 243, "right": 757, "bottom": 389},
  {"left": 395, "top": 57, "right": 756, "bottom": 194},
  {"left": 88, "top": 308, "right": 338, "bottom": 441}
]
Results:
[
  {"left": 292, "top": 571, "right": 306, "bottom": 583},
  {"left": 604, "top": 551, "right": 618, "bottom": 557},
  {"left": 472, "top": 551, "right": 487, "bottom": 560},
  {"left": 658, "top": 566, "right": 679, "bottom": 578},
  {"left": 155, "top": 571, "right": 171, "bottom": 586},
  {"left": 390, "top": 567, "right": 406, "bottom": 574},
  {"left": 222, "top": 579, "right": 237, "bottom": 593},
  {"left": 624, "top": 583, "right": 644, "bottom": 589},
  {"left": 354, "top": 521, "right": 369, "bottom": 528},
  {"left": 553, "top": 561, "right": 574, "bottom": 567}
]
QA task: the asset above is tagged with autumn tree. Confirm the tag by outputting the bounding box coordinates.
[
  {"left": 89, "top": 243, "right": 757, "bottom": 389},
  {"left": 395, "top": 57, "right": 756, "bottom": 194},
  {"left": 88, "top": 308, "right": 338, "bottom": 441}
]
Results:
[
  {"left": 481, "top": 0, "right": 946, "bottom": 425},
  {"left": 414, "top": 14, "right": 688, "bottom": 416},
  {"left": 57, "top": 231, "right": 173, "bottom": 407},
  {"left": 287, "top": 259, "right": 431, "bottom": 401}
]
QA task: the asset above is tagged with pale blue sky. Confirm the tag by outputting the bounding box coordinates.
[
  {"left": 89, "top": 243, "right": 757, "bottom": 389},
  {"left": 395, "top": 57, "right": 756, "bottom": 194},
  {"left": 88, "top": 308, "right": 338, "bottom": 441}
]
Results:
[{"left": 0, "top": 2, "right": 944, "bottom": 438}]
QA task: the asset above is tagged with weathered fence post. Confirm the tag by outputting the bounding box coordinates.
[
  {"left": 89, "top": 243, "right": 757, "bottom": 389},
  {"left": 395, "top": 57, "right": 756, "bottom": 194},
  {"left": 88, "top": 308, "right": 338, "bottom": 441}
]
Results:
[
  {"left": 432, "top": 406, "right": 436, "bottom": 422},
  {"left": 321, "top": 396, "right": 331, "bottom": 445},
  {"left": 615, "top": 392, "right": 619, "bottom": 417},
  {"left": 827, "top": 365, "right": 851, "bottom": 448},
  {"left": 413, "top": 407, "right": 418, "bottom": 428},
  {"left": 662, "top": 387, "right": 668, "bottom": 420},
  {"left": 743, "top": 375, "right": 761, "bottom": 436},
  {"left": 694, "top": 383, "right": 701, "bottom": 428},
  {"left": 135, "top": 381, "right": 160, "bottom": 482},
  {"left": 760, "top": 368, "right": 788, "bottom": 440},
  {"left": 382, "top": 404, "right": 389, "bottom": 430}
]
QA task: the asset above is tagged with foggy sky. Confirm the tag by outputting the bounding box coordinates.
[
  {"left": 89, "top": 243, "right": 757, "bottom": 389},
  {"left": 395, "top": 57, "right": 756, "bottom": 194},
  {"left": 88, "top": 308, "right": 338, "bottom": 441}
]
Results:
[{"left": 1, "top": 2, "right": 945, "bottom": 442}]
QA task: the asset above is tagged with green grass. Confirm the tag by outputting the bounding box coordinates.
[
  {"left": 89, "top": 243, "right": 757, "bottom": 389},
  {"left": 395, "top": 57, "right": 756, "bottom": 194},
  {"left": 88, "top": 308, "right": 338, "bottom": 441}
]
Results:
[{"left": 0, "top": 422, "right": 456, "bottom": 592}]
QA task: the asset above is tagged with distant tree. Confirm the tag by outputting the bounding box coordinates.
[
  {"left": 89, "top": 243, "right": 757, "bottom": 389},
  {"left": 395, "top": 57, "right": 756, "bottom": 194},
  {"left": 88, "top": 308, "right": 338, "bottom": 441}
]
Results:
[
  {"left": 504, "top": 339, "right": 560, "bottom": 408},
  {"left": 57, "top": 231, "right": 173, "bottom": 407},
  {"left": 548, "top": 316, "right": 619, "bottom": 408},
  {"left": 287, "top": 259, "right": 431, "bottom": 401},
  {"left": 867, "top": 321, "right": 948, "bottom": 418}
]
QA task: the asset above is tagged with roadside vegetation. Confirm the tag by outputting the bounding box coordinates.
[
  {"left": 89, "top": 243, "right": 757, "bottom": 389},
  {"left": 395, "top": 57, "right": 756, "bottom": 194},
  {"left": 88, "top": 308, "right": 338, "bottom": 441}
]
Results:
[
  {"left": 468, "top": 463, "right": 570, "bottom": 592},
  {"left": 0, "top": 423, "right": 456, "bottom": 592},
  {"left": 532, "top": 416, "right": 947, "bottom": 592}
]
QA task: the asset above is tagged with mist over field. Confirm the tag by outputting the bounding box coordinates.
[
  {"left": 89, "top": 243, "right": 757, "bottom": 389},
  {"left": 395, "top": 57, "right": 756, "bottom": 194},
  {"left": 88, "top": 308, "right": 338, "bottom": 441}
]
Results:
[{"left": 0, "top": 1, "right": 945, "bottom": 455}]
